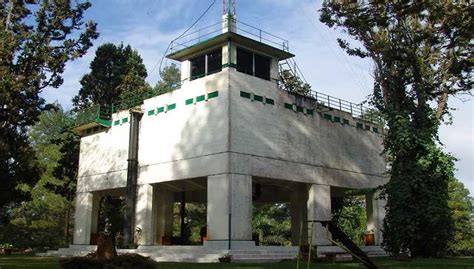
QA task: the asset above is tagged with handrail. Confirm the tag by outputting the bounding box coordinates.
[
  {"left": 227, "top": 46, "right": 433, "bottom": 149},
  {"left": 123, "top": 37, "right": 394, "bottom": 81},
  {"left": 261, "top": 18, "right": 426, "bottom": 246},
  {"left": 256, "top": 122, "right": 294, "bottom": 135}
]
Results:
[{"left": 169, "top": 19, "right": 290, "bottom": 54}]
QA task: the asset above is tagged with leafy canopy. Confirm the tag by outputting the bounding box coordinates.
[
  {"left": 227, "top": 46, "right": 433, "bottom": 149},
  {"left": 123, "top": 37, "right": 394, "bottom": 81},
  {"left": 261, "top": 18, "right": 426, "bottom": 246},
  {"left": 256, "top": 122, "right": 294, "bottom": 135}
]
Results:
[
  {"left": 320, "top": 0, "right": 472, "bottom": 257},
  {"left": 72, "top": 43, "right": 149, "bottom": 109},
  {"left": 0, "top": 0, "right": 98, "bottom": 208}
]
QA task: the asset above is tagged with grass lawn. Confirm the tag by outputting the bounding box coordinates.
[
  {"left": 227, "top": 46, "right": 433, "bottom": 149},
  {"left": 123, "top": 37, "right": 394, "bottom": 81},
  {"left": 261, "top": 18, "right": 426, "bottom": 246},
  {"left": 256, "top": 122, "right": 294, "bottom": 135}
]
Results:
[{"left": 0, "top": 254, "right": 473, "bottom": 269}]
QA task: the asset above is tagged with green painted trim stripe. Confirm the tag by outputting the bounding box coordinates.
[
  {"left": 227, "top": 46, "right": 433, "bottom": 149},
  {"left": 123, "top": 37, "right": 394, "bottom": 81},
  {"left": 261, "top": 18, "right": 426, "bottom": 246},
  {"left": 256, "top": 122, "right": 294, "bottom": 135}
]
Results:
[
  {"left": 114, "top": 120, "right": 120, "bottom": 126},
  {"left": 284, "top": 103, "right": 293, "bottom": 110},
  {"left": 185, "top": 98, "right": 193, "bottom": 105},
  {"left": 157, "top": 107, "right": 165, "bottom": 113},
  {"left": 307, "top": 109, "right": 314, "bottom": 116},
  {"left": 265, "top": 98, "right": 274, "bottom": 105},
  {"left": 208, "top": 91, "right": 219, "bottom": 99},
  {"left": 372, "top": 127, "right": 379, "bottom": 133},
  {"left": 196, "top": 95, "right": 205, "bottom": 102},
  {"left": 323, "top": 114, "right": 332, "bottom": 120},
  {"left": 240, "top": 91, "right": 251, "bottom": 99},
  {"left": 121, "top": 117, "right": 128, "bottom": 124},
  {"left": 343, "top": 119, "right": 350, "bottom": 125},
  {"left": 147, "top": 109, "right": 155, "bottom": 116},
  {"left": 356, "top": 122, "right": 363, "bottom": 129},
  {"left": 334, "top": 116, "right": 341, "bottom": 123},
  {"left": 296, "top": 106, "right": 304, "bottom": 113},
  {"left": 167, "top": 103, "right": 176, "bottom": 111},
  {"left": 254, "top": 94, "right": 263, "bottom": 102}
]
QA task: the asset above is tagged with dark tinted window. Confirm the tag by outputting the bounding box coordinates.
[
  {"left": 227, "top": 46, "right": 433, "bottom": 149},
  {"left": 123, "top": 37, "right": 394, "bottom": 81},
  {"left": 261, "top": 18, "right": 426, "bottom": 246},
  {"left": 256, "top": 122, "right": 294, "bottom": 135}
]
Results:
[
  {"left": 255, "top": 54, "right": 271, "bottom": 80},
  {"left": 207, "top": 49, "right": 222, "bottom": 75},
  {"left": 237, "top": 48, "right": 253, "bottom": 75},
  {"left": 190, "top": 54, "right": 205, "bottom": 79}
]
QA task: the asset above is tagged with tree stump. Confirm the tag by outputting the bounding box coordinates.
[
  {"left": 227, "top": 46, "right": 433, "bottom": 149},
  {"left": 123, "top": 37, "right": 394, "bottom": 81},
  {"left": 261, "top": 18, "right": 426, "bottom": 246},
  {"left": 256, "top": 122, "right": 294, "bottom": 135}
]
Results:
[{"left": 96, "top": 233, "right": 115, "bottom": 260}]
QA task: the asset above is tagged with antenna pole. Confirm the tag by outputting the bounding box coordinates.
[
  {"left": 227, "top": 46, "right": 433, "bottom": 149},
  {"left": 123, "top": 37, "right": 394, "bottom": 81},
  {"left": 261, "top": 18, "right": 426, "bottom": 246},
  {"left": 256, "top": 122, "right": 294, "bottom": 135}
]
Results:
[{"left": 223, "top": 0, "right": 236, "bottom": 16}]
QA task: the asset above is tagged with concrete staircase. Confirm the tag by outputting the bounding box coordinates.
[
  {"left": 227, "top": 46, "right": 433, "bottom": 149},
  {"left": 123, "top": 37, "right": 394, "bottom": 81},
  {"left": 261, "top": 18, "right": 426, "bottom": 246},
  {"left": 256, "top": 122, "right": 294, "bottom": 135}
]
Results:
[
  {"left": 38, "top": 245, "right": 299, "bottom": 263},
  {"left": 38, "top": 245, "right": 385, "bottom": 263}
]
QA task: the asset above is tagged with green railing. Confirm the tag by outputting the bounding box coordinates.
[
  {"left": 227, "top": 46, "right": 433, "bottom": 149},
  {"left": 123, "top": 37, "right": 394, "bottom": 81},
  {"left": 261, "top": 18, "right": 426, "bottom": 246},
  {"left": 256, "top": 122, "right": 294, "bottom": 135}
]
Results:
[
  {"left": 74, "top": 105, "right": 113, "bottom": 127},
  {"left": 74, "top": 82, "right": 182, "bottom": 128}
]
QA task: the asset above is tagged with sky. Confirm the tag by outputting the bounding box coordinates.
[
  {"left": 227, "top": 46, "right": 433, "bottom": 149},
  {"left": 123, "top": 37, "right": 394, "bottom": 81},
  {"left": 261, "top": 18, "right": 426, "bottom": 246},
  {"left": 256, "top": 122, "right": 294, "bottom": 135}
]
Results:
[{"left": 41, "top": 0, "right": 473, "bottom": 194}]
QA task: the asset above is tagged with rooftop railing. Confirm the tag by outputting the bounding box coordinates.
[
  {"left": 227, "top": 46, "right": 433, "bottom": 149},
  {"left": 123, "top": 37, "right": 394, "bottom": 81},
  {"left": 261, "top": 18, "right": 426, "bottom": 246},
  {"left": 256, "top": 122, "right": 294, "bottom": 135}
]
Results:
[{"left": 169, "top": 18, "right": 290, "bottom": 54}]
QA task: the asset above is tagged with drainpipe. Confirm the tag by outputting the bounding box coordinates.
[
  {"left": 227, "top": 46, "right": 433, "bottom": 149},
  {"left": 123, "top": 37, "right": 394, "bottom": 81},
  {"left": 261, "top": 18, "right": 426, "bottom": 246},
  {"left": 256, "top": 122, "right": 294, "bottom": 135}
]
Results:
[{"left": 123, "top": 109, "right": 143, "bottom": 247}]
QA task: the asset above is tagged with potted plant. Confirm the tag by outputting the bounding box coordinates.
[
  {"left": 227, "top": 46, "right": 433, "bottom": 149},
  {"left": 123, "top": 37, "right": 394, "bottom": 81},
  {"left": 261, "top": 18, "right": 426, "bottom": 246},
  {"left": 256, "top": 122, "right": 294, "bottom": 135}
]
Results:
[
  {"left": 364, "top": 230, "right": 375, "bottom": 246},
  {"left": 1, "top": 243, "right": 14, "bottom": 256}
]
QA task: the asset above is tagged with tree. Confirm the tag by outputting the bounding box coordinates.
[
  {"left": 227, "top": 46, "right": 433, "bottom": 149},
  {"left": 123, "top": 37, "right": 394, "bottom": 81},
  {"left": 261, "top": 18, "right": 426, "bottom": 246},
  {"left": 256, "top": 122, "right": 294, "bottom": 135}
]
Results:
[
  {"left": 253, "top": 203, "right": 291, "bottom": 246},
  {"left": 72, "top": 43, "right": 149, "bottom": 109},
  {"left": 332, "top": 196, "right": 367, "bottom": 245},
  {"left": 0, "top": 0, "right": 98, "bottom": 208},
  {"left": 447, "top": 179, "right": 474, "bottom": 256},
  {"left": 320, "top": 1, "right": 472, "bottom": 257},
  {"left": 153, "top": 63, "right": 181, "bottom": 95},
  {"left": 3, "top": 107, "right": 78, "bottom": 248}
]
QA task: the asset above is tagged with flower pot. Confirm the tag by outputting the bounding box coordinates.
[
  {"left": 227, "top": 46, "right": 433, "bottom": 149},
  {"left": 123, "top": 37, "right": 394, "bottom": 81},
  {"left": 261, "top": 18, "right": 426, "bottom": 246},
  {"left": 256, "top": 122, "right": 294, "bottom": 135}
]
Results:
[{"left": 364, "top": 233, "right": 375, "bottom": 246}]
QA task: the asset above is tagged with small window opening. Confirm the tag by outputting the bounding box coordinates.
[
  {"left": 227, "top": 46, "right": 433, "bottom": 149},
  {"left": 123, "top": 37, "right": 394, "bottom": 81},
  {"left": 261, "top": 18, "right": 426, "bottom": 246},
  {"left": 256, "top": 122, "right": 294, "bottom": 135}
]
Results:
[
  {"left": 190, "top": 48, "right": 222, "bottom": 80},
  {"left": 237, "top": 47, "right": 271, "bottom": 81}
]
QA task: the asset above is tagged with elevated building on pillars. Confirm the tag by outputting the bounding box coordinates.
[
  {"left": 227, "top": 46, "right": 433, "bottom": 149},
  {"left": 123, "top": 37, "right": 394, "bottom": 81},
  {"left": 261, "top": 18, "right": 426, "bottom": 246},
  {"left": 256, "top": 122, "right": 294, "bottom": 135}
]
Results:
[{"left": 60, "top": 5, "right": 387, "bottom": 263}]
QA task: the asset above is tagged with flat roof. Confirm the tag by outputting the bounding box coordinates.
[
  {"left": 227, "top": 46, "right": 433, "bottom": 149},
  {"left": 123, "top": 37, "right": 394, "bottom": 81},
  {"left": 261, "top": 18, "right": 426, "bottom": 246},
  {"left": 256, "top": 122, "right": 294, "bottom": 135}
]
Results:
[{"left": 166, "top": 31, "right": 294, "bottom": 61}]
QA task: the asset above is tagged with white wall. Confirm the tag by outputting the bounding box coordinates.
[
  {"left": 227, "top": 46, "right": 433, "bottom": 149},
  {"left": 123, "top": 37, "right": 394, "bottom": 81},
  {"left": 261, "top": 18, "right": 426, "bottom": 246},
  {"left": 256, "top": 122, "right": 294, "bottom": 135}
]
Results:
[{"left": 77, "top": 66, "right": 385, "bottom": 192}]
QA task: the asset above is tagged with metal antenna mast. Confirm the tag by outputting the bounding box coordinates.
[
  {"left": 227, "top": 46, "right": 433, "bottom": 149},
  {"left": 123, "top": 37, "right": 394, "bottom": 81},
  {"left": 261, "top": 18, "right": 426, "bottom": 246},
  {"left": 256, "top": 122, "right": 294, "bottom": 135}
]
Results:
[{"left": 223, "top": 0, "right": 236, "bottom": 16}]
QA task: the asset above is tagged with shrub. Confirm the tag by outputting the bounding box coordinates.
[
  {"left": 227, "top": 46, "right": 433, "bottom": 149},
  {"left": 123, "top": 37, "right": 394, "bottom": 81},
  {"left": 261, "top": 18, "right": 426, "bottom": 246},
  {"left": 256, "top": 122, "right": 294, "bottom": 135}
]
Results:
[
  {"left": 59, "top": 257, "right": 104, "bottom": 269},
  {"left": 106, "top": 254, "right": 157, "bottom": 269},
  {"left": 59, "top": 254, "right": 157, "bottom": 269}
]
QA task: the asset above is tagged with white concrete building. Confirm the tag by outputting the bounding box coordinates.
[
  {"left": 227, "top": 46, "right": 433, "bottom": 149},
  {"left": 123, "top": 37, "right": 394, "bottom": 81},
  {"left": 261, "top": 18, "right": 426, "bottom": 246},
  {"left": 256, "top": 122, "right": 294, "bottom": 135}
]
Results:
[{"left": 60, "top": 13, "right": 387, "bottom": 262}]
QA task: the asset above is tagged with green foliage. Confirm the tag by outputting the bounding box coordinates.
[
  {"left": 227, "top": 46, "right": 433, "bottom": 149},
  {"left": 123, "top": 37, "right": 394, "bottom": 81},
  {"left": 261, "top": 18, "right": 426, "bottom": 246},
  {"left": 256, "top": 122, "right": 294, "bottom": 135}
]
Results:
[
  {"left": 0, "top": 0, "right": 97, "bottom": 209},
  {"left": 279, "top": 70, "right": 311, "bottom": 96},
  {"left": 447, "top": 179, "right": 474, "bottom": 256},
  {"left": 253, "top": 203, "right": 291, "bottom": 246},
  {"left": 153, "top": 63, "right": 181, "bottom": 95},
  {"left": 1, "top": 108, "right": 78, "bottom": 248},
  {"left": 97, "top": 196, "right": 126, "bottom": 247},
  {"left": 72, "top": 43, "right": 149, "bottom": 110},
  {"left": 332, "top": 196, "right": 367, "bottom": 245},
  {"left": 59, "top": 254, "right": 157, "bottom": 269},
  {"left": 320, "top": 1, "right": 472, "bottom": 257}
]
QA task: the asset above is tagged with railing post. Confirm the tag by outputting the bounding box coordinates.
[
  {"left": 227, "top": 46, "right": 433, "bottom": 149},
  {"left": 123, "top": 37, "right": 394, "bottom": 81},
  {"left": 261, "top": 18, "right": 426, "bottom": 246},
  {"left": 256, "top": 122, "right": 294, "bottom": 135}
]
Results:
[
  {"left": 259, "top": 29, "right": 262, "bottom": 42},
  {"left": 350, "top": 103, "right": 353, "bottom": 115},
  {"left": 360, "top": 104, "right": 363, "bottom": 118},
  {"left": 327, "top": 95, "right": 330, "bottom": 108},
  {"left": 339, "top": 99, "right": 342, "bottom": 110}
]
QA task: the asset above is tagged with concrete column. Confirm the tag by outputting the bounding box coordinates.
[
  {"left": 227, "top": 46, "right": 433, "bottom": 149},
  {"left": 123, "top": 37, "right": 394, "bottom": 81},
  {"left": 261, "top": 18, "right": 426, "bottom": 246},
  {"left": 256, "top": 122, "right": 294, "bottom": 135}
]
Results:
[
  {"left": 90, "top": 194, "right": 101, "bottom": 235},
  {"left": 291, "top": 184, "right": 308, "bottom": 245},
  {"left": 73, "top": 192, "right": 100, "bottom": 245},
  {"left": 154, "top": 187, "right": 174, "bottom": 245},
  {"left": 206, "top": 174, "right": 253, "bottom": 249},
  {"left": 135, "top": 184, "right": 154, "bottom": 245},
  {"left": 307, "top": 184, "right": 332, "bottom": 246},
  {"left": 366, "top": 191, "right": 386, "bottom": 245}
]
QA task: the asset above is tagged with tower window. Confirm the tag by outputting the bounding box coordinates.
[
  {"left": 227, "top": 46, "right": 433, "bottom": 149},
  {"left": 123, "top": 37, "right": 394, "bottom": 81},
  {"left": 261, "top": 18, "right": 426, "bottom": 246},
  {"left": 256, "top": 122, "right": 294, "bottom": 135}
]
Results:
[
  {"left": 190, "top": 48, "right": 222, "bottom": 80},
  {"left": 237, "top": 48, "right": 253, "bottom": 75},
  {"left": 255, "top": 54, "right": 270, "bottom": 80},
  {"left": 236, "top": 47, "right": 271, "bottom": 80}
]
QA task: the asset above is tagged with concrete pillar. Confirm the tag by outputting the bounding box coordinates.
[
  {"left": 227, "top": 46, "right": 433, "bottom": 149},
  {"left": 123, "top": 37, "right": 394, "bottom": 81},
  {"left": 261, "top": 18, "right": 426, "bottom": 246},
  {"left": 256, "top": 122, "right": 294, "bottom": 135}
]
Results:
[
  {"left": 291, "top": 184, "right": 308, "bottom": 245},
  {"left": 307, "top": 184, "right": 332, "bottom": 246},
  {"left": 154, "top": 187, "right": 174, "bottom": 245},
  {"left": 366, "top": 191, "right": 386, "bottom": 245},
  {"left": 206, "top": 174, "right": 253, "bottom": 249},
  {"left": 73, "top": 192, "right": 100, "bottom": 245},
  {"left": 135, "top": 184, "right": 154, "bottom": 245}
]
